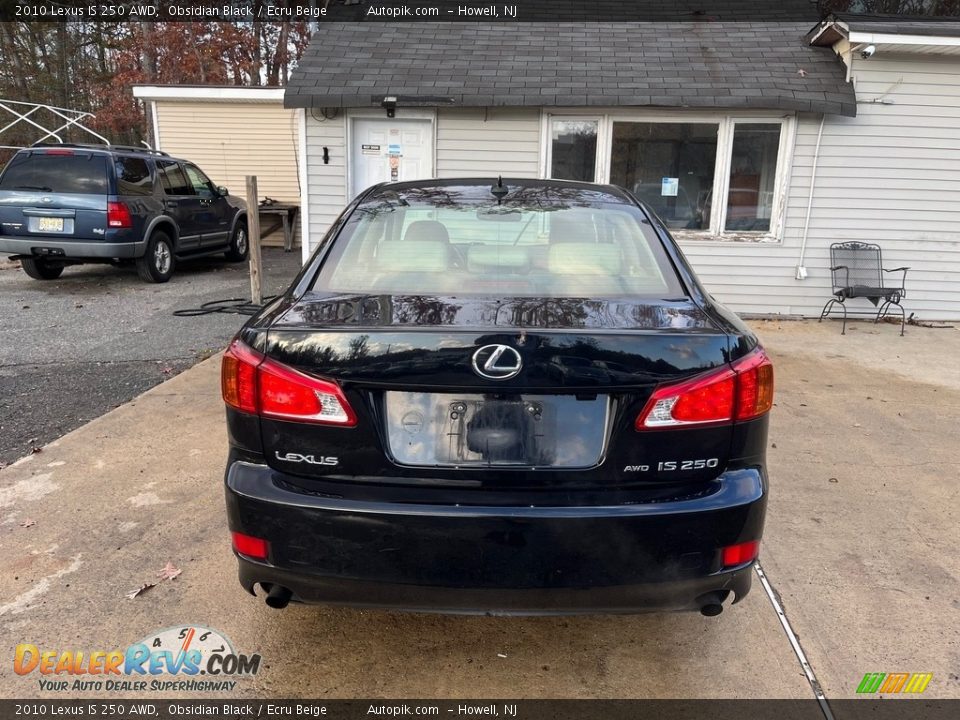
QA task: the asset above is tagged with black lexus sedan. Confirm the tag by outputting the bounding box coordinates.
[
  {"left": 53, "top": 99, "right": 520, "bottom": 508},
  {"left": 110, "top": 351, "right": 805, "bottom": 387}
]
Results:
[{"left": 221, "top": 178, "right": 773, "bottom": 616}]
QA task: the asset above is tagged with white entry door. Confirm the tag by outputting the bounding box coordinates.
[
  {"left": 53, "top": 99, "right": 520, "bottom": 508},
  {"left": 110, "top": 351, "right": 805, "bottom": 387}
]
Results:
[{"left": 350, "top": 117, "right": 433, "bottom": 198}]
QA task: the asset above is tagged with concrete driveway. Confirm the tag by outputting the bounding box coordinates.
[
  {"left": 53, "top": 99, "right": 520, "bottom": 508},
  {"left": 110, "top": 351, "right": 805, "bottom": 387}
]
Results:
[
  {"left": 0, "top": 319, "right": 957, "bottom": 701},
  {"left": 0, "top": 249, "right": 300, "bottom": 466}
]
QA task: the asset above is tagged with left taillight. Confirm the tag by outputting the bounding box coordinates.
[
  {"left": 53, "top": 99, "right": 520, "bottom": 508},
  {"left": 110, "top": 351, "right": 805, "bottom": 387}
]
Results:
[
  {"left": 636, "top": 346, "right": 774, "bottom": 430},
  {"left": 107, "top": 201, "right": 132, "bottom": 229},
  {"left": 221, "top": 338, "right": 357, "bottom": 426}
]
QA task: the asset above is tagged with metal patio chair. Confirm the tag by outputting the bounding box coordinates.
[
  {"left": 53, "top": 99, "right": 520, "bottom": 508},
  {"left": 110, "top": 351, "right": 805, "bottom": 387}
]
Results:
[{"left": 819, "top": 242, "right": 910, "bottom": 336}]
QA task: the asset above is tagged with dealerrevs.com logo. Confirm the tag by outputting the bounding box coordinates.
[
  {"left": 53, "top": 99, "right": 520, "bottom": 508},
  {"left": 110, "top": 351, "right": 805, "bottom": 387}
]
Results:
[{"left": 14, "top": 625, "right": 261, "bottom": 692}]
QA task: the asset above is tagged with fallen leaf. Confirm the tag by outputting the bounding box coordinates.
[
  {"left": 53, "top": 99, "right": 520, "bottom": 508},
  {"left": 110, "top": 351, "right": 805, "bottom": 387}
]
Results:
[
  {"left": 797, "top": 68, "right": 808, "bottom": 77},
  {"left": 126, "top": 582, "right": 156, "bottom": 599},
  {"left": 19, "top": 519, "right": 36, "bottom": 528},
  {"left": 157, "top": 562, "right": 182, "bottom": 581},
  {"left": 31, "top": 447, "right": 42, "bottom": 454},
  {"left": 161, "top": 367, "right": 173, "bottom": 375}
]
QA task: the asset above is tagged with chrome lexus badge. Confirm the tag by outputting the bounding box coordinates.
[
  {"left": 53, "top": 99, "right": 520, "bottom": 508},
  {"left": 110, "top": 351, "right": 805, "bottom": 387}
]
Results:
[{"left": 471, "top": 344, "right": 522, "bottom": 380}]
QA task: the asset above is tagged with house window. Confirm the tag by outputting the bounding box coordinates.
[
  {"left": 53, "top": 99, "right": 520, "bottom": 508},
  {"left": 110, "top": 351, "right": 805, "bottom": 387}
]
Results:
[
  {"left": 724, "top": 123, "right": 782, "bottom": 232},
  {"left": 544, "top": 113, "right": 792, "bottom": 240},
  {"left": 549, "top": 119, "right": 598, "bottom": 182},
  {"left": 610, "top": 122, "right": 719, "bottom": 231}
]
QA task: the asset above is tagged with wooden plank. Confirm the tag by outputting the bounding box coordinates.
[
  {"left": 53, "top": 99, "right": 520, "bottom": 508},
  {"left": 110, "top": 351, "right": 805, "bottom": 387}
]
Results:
[{"left": 246, "top": 175, "right": 263, "bottom": 305}]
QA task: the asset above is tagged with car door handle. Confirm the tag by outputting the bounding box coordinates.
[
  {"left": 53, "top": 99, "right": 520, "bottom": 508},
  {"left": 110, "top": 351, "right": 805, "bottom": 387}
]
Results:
[{"left": 165, "top": 200, "right": 178, "bottom": 208}]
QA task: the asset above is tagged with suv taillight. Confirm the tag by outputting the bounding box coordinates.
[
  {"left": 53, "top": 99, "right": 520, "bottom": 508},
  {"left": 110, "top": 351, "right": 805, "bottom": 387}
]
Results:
[
  {"left": 107, "top": 201, "right": 132, "bottom": 229},
  {"left": 635, "top": 347, "right": 773, "bottom": 430},
  {"left": 221, "top": 339, "right": 357, "bottom": 426}
]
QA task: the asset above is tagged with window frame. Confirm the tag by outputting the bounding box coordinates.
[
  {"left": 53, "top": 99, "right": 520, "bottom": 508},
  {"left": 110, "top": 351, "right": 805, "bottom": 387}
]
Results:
[{"left": 541, "top": 110, "right": 796, "bottom": 243}]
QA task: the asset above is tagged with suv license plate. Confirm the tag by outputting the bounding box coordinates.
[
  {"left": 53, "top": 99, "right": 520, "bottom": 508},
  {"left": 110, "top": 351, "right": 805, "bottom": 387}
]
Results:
[{"left": 37, "top": 217, "right": 64, "bottom": 232}]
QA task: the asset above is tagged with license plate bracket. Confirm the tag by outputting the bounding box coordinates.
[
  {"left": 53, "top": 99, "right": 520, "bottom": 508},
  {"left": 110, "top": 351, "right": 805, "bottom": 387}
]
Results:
[{"left": 385, "top": 391, "right": 609, "bottom": 468}]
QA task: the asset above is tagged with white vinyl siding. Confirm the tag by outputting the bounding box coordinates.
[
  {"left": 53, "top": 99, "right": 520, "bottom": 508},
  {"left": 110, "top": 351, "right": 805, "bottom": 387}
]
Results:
[
  {"left": 303, "top": 111, "right": 348, "bottom": 255},
  {"left": 683, "top": 52, "right": 960, "bottom": 320},
  {"left": 436, "top": 108, "right": 541, "bottom": 177}
]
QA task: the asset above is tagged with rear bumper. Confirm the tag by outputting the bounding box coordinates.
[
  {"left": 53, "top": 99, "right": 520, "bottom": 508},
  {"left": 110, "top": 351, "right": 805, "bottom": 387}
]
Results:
[
  {"left": 225, "top": 461, "right": 767, "bottom": 615},
  {"left": 0, "top": 235, "right": 144, "bottom": 259}
]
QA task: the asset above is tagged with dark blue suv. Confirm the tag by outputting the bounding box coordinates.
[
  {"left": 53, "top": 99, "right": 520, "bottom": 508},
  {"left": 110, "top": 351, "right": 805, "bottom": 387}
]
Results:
[{"left": 0, "top": 144, "right": 248, "bottom": 283}]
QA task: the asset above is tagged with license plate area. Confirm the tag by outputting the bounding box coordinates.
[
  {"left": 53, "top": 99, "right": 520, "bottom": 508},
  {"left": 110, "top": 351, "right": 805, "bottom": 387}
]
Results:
[
  {"left": 384, "top": 391, "right": 609, "bottom": 468},
  {"left": 29, "top": 216, "right": 68, "bottom": 233}
]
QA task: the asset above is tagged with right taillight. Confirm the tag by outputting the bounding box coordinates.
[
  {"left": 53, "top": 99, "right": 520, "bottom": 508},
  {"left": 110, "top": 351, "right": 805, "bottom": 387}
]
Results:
[
  {"left": 636, "top": 346, "right": 773, "bottom": 430},
  {"left": 221, "top": 338, "right": 357, "bottom": 426}
]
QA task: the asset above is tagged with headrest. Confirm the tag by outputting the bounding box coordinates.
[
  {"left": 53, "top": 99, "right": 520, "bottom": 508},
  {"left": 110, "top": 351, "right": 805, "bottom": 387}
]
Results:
[
  {"left": 549, "top": 211, "right": 599, "bottom": 244},
  {"left": 403, "top": 220, "right": 450, "bottom": 244}
]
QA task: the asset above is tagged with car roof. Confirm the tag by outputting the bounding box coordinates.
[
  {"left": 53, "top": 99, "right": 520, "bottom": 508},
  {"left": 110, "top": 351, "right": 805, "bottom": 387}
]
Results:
[
  {"left": 25, "top": 144, "right": 182, "bottom": 162},
  {"left": 362, "top": 177, "right": 637, "bottom": 205}
]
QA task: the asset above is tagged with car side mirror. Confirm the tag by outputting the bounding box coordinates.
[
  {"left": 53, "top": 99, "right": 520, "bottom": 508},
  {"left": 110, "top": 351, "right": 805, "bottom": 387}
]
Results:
[{"left": 217, "top": 186, "right": 229, "bottom": 197}]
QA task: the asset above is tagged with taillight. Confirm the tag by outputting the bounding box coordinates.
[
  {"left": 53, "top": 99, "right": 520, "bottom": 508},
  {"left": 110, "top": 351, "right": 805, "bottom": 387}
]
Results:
[
  {"left": 107, "top": 201, "right": 132, "bottom": 229},
  {"left": 722, "top": 540, "right": 760, "bottom": 567},
  {"left": 222, "top": 339, "right": 262, "bottom": 413},
  {"left": 258, "top": 357, "right": 357, "bottom": 425},
  {"left": 231, "top": 531, "right": 269, "bottom": 560},
  {"left": 635, "top": 347, "right": 773, "bottom": 430},
  {"left": 44, "top": 149, "right": 75, "bottom": 156},
  {"left": 221, "top": 339, "right": 357, "bottom": 426}
]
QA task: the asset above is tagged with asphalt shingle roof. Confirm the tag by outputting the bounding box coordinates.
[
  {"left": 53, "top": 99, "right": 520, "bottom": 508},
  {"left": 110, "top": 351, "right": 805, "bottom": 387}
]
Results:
[{"left": 285, "top": 22, "right": 857, "bottom": 116}]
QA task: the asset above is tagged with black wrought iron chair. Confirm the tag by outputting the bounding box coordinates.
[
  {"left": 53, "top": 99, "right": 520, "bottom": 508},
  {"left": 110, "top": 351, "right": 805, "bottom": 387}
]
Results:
[{"left": 819, "top": 242, "right": 910, "bottom": 336}]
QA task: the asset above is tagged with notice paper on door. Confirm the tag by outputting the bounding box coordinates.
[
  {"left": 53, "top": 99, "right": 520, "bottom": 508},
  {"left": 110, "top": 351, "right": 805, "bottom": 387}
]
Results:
[{"left": 661, "top": 177, "right": 679, "bottom": 196}]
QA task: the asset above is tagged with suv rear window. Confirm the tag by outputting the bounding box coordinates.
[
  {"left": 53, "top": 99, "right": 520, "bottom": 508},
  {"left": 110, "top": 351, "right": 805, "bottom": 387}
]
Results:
[
  {"left": 0, "top": 152, "right": 108, "bottom": 195},
  {"left": 312, "top": 184, "right": 684, "bottom": 299}
]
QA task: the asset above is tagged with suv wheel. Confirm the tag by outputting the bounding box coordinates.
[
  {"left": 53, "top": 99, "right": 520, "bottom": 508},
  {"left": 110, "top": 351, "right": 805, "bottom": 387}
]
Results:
[
  {"left": 21, "top": 257, "right": 65, "bottom": 280},
  {"left": 225, "top": 220, "right": 249, "bottom": 262},
  {"left": 137, "top": 231, "right": 175, "bottom": 283}
]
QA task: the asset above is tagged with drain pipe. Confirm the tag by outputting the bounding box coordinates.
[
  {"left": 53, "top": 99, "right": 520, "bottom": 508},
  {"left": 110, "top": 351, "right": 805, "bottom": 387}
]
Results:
[{"left": 796, "top": 114, "right": 826, "bottom": 281}]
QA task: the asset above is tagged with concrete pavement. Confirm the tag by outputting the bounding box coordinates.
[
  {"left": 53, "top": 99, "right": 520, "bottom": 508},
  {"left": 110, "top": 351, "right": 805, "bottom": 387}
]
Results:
[{"left": 0, "top": 319, "right": 957, "bottom": 700}]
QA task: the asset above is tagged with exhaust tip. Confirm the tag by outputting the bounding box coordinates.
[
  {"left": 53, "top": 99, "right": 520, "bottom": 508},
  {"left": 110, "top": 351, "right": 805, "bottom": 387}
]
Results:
[
  {"left": 263, "top": 584, "right": 292, "bottom": 609},
  {"left": 700, "top": 603, "right": 723, "bottom": 617}
]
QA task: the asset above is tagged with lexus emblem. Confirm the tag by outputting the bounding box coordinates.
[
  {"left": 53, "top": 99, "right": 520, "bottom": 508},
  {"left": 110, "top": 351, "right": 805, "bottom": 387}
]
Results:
[{"left": 471, "top": 344, "right": 522, "bottom": 380}]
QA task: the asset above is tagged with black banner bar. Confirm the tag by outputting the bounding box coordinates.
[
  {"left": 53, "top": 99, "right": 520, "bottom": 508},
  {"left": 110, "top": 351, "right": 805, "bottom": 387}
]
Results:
[{"left": 4, "top": 0, "right": 960, "bottom": 24}]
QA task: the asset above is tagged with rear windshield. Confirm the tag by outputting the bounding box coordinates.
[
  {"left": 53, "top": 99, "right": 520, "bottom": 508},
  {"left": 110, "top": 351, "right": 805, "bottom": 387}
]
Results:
[
  {"left": 312, "top": 184, "right": 685, "bottom": 299},
  {"left": 0, "top": 152, "right": 109, "bottom": 195}
]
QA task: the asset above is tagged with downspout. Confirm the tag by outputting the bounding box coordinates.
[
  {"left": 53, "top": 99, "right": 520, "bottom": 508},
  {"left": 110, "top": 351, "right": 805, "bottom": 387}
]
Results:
[{"left": 795, "top": 114, "right": 825, "bottom": 280}]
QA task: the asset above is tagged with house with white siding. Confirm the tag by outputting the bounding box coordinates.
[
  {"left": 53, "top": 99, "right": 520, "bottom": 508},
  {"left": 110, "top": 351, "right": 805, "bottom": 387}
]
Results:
[{"left": 285, "top": 17, "right": 960, "bottom": 320}]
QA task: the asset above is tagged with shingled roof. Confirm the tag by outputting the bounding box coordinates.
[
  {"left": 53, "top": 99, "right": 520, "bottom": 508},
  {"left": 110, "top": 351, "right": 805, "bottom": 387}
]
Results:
[{"left": 285, "top": 22, "right": 857, "bottom": 117}]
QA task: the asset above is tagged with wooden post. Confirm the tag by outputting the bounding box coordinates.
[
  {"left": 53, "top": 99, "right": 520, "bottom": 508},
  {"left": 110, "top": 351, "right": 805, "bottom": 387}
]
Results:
[{"left": 245, "top": 175, "right": 263, "bottom": 305}]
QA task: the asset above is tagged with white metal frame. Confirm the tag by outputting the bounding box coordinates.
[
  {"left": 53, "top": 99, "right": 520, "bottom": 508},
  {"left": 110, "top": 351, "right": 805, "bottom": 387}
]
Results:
[
  {"left": 0, "top": 98, "right": 110, "bottom": 150},
  {"left": 298, "top": 108, "right": 312, "bottom": 264},
  {"left": 540, "top": 108, "right": 797, "bottom": 242}
]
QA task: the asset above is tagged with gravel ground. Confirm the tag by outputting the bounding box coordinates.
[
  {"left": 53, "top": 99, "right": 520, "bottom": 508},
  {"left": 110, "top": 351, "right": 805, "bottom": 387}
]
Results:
[{"left": 0, "top": 249, "right": 302, "bottom": 466}]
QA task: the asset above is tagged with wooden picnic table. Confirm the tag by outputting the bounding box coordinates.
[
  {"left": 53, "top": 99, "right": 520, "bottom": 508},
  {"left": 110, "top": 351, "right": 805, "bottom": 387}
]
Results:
[{"left": 256, "top": 202, "right": 299, "bottom": 252}]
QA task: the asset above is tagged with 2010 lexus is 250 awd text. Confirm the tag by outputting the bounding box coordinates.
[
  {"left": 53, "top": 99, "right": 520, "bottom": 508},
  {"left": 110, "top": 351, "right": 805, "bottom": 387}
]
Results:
[{"left": 220, "top": 178, "right": 773, "bottom": 616}]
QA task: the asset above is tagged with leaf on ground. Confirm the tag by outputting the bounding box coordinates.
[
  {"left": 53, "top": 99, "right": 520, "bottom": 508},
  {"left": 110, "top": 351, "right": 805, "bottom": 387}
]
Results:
[
  {"left": 157, "top": 562, "right": 182, "bottom": 581},
  {"left": 19, "top": 519, "right": 36, "bottom": 528},
  {"left": 797, "top": 68, "right": 808, "bottom": 77},
  {"left": 31, "top": 447, "right": 42, "bottom": 454},
  {"left": 126, "top": 582, "right": 156, "bottom": 600}
]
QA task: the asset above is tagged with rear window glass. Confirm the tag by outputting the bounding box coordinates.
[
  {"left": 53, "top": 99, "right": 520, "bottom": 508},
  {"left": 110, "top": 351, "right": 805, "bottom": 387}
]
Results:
[
  {"left": 115, "top": 157, "right": 153, "bottom": 196},
  {"left": 0, "top": 152, "right": 108, "bottom": 194},
  {"left": 311, "top": 184, "right": 684, "bottom": 299}
]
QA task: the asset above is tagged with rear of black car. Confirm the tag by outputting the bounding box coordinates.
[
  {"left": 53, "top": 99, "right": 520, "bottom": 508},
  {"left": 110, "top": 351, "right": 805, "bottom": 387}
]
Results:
[{"left": 222, "top": 179, "right": 772, "bottom": 615}]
